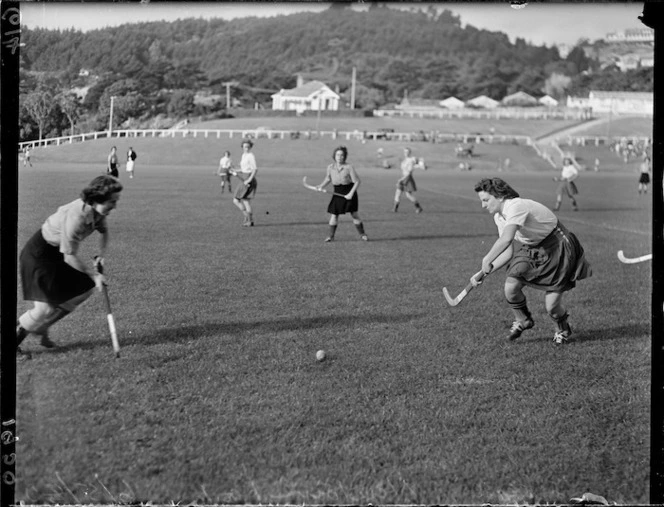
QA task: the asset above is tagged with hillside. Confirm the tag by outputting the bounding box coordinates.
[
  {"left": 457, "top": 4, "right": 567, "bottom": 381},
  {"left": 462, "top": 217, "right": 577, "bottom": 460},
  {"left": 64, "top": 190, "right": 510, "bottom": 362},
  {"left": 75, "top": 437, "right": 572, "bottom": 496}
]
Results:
[{"left": 22, "top": 5, "right": 564, "bottom": 106}]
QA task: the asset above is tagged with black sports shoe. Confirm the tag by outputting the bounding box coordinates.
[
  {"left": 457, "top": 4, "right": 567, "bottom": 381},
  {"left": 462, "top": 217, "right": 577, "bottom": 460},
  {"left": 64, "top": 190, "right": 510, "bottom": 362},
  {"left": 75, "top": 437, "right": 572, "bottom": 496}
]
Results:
[{"left": 508, "top": 318, "right": 534, "bottom": 341}]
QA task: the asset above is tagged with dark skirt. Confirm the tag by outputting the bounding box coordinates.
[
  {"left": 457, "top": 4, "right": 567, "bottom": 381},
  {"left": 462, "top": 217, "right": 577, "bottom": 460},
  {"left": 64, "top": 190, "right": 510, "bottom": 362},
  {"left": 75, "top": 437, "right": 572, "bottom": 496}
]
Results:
[
  {"left": 234, "top": 178, "right": 257, "bottom": 200},
  {"left": 639, "top": 173, "right": 650, "bottom": 184},
  {"left": 398, "top": 175, "right": 417, "bottom": 192},
  {"left": 108, "top": 164, "right": 119, "bottom": 178},
  {"left": 327, "top": 183, "right": 358, "bottom": 215},
  {"left": 556, "top": 180, "right": 578, "bottom": 197},
  {"left": 506, "top": 221, "right": 592, "bottom": 292},
  {"left": 20, "top": 230, "right": 95, "bottom": 304}
]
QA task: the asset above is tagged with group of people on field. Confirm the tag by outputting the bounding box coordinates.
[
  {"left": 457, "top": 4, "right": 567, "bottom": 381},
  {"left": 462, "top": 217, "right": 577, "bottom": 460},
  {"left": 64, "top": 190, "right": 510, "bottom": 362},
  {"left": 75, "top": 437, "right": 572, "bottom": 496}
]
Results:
[
  {"left": 16, "top": 136, "right": 597, "bottom": 356},
  {"left": 107, "top": 146, "right": 138, "bottom": 179}
]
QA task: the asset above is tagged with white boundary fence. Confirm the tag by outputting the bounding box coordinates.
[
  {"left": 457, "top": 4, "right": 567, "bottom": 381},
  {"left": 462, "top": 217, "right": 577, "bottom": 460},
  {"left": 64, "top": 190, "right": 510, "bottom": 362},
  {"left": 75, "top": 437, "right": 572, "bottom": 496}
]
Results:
[
  {"left": 18, "top": 128, "right": 649, "bottom": 169},
  {"left": 18, "top": 128, "right": 537, "bottom": 150}
]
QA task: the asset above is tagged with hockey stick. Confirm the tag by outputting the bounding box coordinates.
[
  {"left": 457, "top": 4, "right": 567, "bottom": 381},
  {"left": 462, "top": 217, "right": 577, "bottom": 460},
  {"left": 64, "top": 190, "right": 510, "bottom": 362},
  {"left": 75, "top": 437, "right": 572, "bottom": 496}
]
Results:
[
  {"left": 617, "top": 250, "right": 652, "bottom": 264},
  {"left": 302, "top": 177, "right": 347, "bottom": 198},
  {"left": 443, "top": 263, "right": 495, "bottom": 307},
  {"left": 94, "top": 257, "right": 120, "bottom": 358}
]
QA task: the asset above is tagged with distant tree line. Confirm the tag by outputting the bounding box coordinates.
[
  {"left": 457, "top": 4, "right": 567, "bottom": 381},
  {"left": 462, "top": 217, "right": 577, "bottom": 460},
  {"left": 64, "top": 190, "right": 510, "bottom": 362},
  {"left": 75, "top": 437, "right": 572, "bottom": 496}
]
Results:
[{"left": 19, "top": 4, "right": 652, "bottom": 142}]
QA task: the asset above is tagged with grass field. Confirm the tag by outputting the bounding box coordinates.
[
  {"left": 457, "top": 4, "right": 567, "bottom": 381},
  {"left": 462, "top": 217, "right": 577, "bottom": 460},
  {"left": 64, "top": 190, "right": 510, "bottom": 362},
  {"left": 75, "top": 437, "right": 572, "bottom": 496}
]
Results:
[
  {"left": 13, "top": 131, "right": 651, "bottom": 504},
  {"left": 186, "top": 115, "right": 583, "bottom": 139}
]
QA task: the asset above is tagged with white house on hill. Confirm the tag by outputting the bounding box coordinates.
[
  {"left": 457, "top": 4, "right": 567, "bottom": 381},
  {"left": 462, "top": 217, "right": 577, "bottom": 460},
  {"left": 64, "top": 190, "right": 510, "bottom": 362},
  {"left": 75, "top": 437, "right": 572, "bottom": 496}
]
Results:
[
  {"left": 396, "top": 98, "right": 441, "bottom": 110},
  {"left": 502, "top": 91, "right": 539, "bottom": 107},
  {"left": 539, "top": 95, "right": 559, "bottom": 107},
  {"left": 271, "top": 80, "right": 340, "bottom": 112},
  {"left": 466, "top": 95, "right": 499, "bottom": 109},
  {"left": 439, "top": 96, "right": 465, "bottom": 109}
]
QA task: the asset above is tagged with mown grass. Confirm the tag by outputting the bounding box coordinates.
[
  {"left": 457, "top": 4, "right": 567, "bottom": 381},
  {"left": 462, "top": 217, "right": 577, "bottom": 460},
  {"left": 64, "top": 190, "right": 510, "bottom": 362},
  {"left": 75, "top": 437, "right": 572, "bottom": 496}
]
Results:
[
  {"left": 185, "top": 115, "right": 582, "bottom": 139},
  {"left": 14, "top": 132, "right": 651, "bottom": 505}
]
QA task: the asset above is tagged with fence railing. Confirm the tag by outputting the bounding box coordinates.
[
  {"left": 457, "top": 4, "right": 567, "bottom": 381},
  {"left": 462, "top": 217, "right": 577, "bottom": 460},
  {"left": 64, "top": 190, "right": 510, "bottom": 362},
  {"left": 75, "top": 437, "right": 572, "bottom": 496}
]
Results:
[{"left": 18, "top": 128, "right": 537, "bottom": 150}]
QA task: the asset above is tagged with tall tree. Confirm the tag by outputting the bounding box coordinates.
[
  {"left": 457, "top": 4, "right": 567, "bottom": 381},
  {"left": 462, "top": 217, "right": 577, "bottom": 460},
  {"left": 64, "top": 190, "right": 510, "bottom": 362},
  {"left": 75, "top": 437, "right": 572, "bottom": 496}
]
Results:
[
  {"left": 57, "top": 92, "right": 82, "bottom": 136},
  {"left": 22, "top": 90, "right": 55, "bottom": 140}
]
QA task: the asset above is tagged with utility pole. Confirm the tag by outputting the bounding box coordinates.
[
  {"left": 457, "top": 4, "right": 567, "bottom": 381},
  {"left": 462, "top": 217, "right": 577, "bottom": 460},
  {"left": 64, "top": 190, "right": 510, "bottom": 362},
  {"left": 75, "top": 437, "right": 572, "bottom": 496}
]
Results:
[
  {"left": 350, "top": 67, "right": 356, "bottom": 110},
  {"left": 222, "top": 81, "right": 239, "bottom": 109},
  {"left": 108, "top": 96, "right": 116, "bottom": 135}
]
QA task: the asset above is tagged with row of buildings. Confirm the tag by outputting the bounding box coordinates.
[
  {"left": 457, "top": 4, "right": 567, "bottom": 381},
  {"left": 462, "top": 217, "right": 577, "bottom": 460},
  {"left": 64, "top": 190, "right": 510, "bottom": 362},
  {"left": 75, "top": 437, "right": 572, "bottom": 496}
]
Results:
[{"left": 269, "top": 80, "right": 653, "bottom": 116}]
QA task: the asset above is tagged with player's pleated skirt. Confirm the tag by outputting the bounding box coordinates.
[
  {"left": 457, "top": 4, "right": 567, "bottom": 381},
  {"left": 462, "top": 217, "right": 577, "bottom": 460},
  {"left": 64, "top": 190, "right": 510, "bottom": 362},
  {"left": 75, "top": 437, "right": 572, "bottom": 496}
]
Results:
[
  {"left": 20, "top": 230, "right": 95, "bottom": 304},
  {"left": 639, "top": 172, "right": 650, "bottom": 184},
  {"left": 234, "top": 178, "right": 257, "bottom": 199},
  {"left": 506, "top": 221, "right": 592, "bottom": 292},
  {"left": 327, "top": 183, "right": 358, "bottom": 214},
  {"left": 399, "top": 175, "right": 417, "bottom": 192},
  {"left": 557, "top": 180, "right": 578, "bottom": 197}
]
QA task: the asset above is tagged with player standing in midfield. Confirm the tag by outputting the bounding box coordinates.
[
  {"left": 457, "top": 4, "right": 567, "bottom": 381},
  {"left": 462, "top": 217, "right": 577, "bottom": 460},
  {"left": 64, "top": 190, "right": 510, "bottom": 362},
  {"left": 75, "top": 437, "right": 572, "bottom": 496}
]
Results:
[
  {"left": 638, "top": 156, "right": 651, "bottom": 194},
  {"left": 217, "top": 150, "right": 233, "bottom": 194},
  {"left": 393, "top": 147, "right": 424, "bottom": 213},
  {"left": 316, "top": 145, "right": 368, "bottom": 242},
  {"left": 553, "top": 157, "right": 579, "bottom": 211},
  {"left": 231, "top": 139, "right": 258, "bottom": 226},
  {"left": 23, "top": 146, "right": 33, "bottom": 167},
  {"left": 472, "top": 178, "right": 592, "bottom": 344},
  {"left": 126, "top": 147, "right": 137, "bottom": 179},
  {"left": 107, "top": 146, "right": 119, "bottom": 178},
  {"left": 16, "top": 175, "right": 123, "bottom": 353}
]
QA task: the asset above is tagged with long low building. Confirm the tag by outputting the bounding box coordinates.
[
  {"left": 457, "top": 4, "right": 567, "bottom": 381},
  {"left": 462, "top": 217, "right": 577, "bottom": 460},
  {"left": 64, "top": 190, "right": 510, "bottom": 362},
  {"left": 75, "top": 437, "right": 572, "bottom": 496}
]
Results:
[{"left": 567, "top": 90, "right": 653, "bottom": 115}]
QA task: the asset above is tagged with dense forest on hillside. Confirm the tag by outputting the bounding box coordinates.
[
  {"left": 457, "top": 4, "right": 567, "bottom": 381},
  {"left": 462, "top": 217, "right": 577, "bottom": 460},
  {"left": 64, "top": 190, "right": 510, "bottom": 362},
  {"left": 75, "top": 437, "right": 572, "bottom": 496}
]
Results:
[{"left": 19, "top": 4, "right": 652, "bottom": 141}]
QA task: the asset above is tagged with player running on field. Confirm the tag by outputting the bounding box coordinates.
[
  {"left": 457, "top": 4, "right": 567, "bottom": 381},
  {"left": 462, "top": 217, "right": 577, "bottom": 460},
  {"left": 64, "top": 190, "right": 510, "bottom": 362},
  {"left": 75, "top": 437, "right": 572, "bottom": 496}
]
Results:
[
  {"left": 393, "top": 147, "right": 424, "bottom": 213},
  {"left": 217, "top": 150, "right": 233, "bottom": 194},
  {"left": 316, "top": 145, "right": 368, "bottom": 242},
  {"left": 231, "top": 139, "right": 258, "bottom": 226},
  {"left": 16, "top": 175, "right": 123, "bottom": 353},
  {"left": 553, "top": 157, "right": 579, "bottom": 211},
  {"left": 472, "top": 177, "right": 592, "bottom": 344}
]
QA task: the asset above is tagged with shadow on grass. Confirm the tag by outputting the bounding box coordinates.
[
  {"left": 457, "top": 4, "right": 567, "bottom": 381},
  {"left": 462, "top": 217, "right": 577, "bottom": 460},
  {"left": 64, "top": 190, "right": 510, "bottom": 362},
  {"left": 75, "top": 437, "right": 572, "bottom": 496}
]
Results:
[
  {"left": 513, "top": 322, "right": 650, "bottom": 345},
  {"left": 556, "top": 207, "right": 644, "bottom": 213},
  {"left": 370, "top": 233, "right": 493, "bottom": 242},
  {"left": 26, "top": 312, "right": 425, "bottom": 354},
  {"left": 572, "top": 322, "right": 651, "bottom": 343},
  {"left": 253, "top": 218, "right": 395, "bottom": 227}
]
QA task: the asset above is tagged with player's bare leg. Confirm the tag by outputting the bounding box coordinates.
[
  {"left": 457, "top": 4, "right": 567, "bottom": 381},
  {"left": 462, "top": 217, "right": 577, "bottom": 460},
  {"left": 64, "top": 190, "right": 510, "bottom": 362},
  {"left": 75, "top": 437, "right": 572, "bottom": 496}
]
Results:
[
  {"left": 545, "top": 291, "right": 572, "bottom": 344},
  {"left": 404, "top": 191, "right": 422, "bottom": 213},
  {"left": 393, "top": 188, "right": 402, "bottom": 212},
  {"left": 325, "top": 215, "right": 338, "bottom": 242},
  {"left": 351, "top": 211, "right": 367, "bottom": 241},
  {"left": 243, "top": 200, "right": 254, "bottom": 226},
  {"left": 233, "top": 198, "right": 250, "bottom": 225}
]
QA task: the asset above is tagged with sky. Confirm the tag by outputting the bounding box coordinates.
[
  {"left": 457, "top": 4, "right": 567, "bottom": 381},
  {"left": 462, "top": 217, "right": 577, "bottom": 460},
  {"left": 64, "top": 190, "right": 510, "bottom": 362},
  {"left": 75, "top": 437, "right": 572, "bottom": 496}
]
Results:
[{"left": 20, "top": 2, "right": 648, "bottom": 47}]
